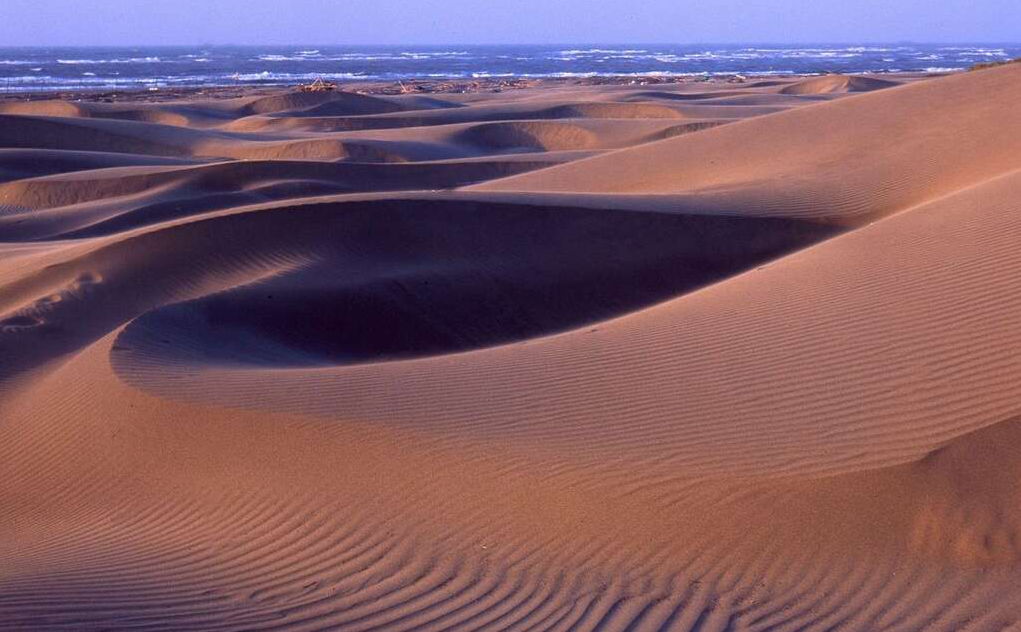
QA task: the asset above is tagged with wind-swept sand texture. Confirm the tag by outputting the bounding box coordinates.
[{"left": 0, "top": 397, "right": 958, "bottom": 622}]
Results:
[{"left": 3, "top": 67, "right": 1021, "bottom": 631}]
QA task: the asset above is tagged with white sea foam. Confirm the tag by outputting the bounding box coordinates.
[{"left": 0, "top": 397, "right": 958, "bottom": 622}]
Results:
[
  {"left": 956, "top": 50, "right": 1007, "bottom": 57},
  {"left": 57, "top": 57, "right": 161, "bottom": 64},
  {"left": 559, "top": 49, "right": 648, "bottom": 55},
  {"left": 233, "top": 71, "right": 369, "bottom": 81}
]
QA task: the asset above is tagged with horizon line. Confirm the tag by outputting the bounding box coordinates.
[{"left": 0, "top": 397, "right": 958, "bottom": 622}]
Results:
[{"left": 2, "top": 40, "right": 1020, "bottom": 48}]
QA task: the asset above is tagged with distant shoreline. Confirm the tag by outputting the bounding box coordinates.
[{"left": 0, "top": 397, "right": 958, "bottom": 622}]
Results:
[{"left": 0, "top": 70, "right": 946, "bottom": 103}]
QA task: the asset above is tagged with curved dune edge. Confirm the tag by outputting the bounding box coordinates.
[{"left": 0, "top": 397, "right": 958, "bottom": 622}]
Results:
[
  {"left": 111, "top": 168, "right": 1021, "bottom": 474},
  {"left": 4, "top": 68, "right": 1021, "bottom": 630},
  {"left": 0, "top": 196, "right": 835, "bottom": 378}
]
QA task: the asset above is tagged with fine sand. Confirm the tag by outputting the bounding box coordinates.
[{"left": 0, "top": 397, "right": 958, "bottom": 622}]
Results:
[{"left": 2, "top": 67, "right": 1021, "bottom": 631}]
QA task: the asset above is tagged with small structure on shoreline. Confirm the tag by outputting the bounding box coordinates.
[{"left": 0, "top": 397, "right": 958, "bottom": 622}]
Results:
[{"left": 297, "top": 78, "right": 338, "bottom": 93}]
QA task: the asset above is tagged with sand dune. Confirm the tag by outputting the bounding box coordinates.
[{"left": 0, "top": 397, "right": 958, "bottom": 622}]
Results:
[
  {"left": 219, "top": 138, "right": 410, "bottom": 162},
  {"left": 476, "top": 65, "right": 1021, "bottom": 225},
  {"left": 3, "top": 67, "right": 1021, "bottom": 631},
  {"left": 458, "top": 121, "right": 600, "bottom": 151},
  {"left": 240, "top": 90, "right": 407, "bottom": 116},
  {"left": 0, "top": 100, "right": 92, "bottom": 118},
  {"left": 0, "top": 148, "right": 204, "bottom": 183},
  {"left": 778, "top": 73, "right": 902, "bottom": 94}
]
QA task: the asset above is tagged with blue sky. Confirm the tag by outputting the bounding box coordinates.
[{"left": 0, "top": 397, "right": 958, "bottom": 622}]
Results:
[{"left": 1, "top": 0, "right": 1017, "bottom": 46}]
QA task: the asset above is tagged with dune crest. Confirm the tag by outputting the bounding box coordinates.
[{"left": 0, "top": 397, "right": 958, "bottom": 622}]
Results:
[{"left": 778, "top": 73, "right": 902, "bottom": 94}]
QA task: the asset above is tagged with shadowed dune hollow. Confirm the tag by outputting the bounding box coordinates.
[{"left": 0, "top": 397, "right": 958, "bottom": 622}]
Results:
[{"left": 111, "top": 198, "right": 834, "bottom": 367}]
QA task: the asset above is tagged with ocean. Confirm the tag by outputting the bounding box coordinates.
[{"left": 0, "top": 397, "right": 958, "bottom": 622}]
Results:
[{"left": 0, "top": 44, "right": 1018, "bottom": 92}]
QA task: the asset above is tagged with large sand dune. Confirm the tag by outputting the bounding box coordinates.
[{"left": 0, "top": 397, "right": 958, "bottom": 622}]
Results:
[{"left": 3, "top": 67, "right": 1021, "bottom": 631}]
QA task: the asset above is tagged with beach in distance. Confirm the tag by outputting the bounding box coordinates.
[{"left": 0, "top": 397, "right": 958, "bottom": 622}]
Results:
[{"left": 2, "top": 55, "right": 1021, "bottom": 630}]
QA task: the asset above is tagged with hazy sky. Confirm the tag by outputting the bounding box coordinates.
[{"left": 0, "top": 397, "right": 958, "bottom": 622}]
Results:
[{"left": 1, "top": 0, "right": 1017, "bottom": 46}]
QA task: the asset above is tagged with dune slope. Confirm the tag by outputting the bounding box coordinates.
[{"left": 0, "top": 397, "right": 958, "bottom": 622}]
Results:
[{"left": 476, "top": 64, "right": 1021, "bottom": 224}]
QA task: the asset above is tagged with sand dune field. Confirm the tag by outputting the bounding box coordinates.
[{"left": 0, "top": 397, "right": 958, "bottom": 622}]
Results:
[{"left": 3, "top": 66, "right": 1021, "bottom": 631}]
